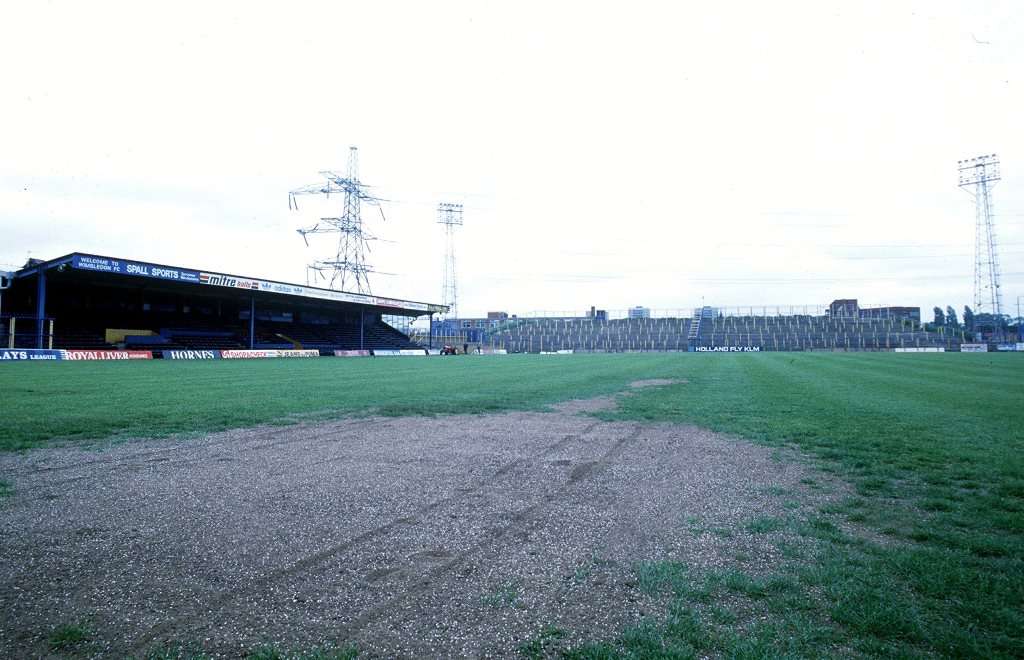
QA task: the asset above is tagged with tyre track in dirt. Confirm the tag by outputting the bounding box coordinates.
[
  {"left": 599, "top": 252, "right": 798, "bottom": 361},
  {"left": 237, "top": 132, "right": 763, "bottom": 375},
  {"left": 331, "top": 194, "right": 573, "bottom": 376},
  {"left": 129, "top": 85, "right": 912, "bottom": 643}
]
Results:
[
  {"left": 127, "top": 419, "right": 609, "bottom": 654},
  {"left": 334, "top": 423, "right": 643, "bottom": 644},
  {"left": 4, "top": 417, "right": 394, "bottom": 502},
  {"left": 2, "top": 383, "right": 835, "bottom": 658}
]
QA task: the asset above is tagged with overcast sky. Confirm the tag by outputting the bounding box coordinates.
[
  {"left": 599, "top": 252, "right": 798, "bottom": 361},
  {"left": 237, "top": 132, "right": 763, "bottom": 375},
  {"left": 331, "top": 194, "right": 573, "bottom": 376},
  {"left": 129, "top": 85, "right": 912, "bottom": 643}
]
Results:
[{"left": 2, "top": 1, "right": 1022, "bottom": 318}]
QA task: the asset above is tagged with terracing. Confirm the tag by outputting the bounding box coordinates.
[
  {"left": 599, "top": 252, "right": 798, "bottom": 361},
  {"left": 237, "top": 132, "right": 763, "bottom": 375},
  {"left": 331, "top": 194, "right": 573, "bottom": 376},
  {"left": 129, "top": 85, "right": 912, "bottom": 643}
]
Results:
[{"left": 484, "top": 312, "right": 964, "bottom": 353}]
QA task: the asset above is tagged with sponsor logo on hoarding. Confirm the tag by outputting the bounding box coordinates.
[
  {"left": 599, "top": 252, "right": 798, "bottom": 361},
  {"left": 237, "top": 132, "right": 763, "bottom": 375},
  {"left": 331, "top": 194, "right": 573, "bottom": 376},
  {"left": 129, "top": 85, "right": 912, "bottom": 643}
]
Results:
[
  {"left": 125, "top": 263, "right": 185, "bottom": 280},
  {"left": 276, "top": 350, "right": 320, "bottom": 358},
  {"left": 71, "top": 255, "right": 437, "bottom": 312},
  {"left": 371, "top": 296, "right": 419, "bottom": 309},
  {"left": 73, "top": 255, "right": 122, "bottom": 273},
  {"left": 0, "top": 349, "right": 63, "bottom": 361},
  {"left": 253, "top": 280, "right": 433, "bottom": 312},
  {"left": 334, "top": 350, "right": 371, "bottom": 357},
  {"left": 199, "top": 273, "right": 260, "bottom": 290},
  {"left": 696, "top": 346, "right": 762, "bottom": 352},
  {"left": 219, "top": 349, "right": 320, "bottom": 359},
  {"left": 259, "top": 281, "right": 307, "bottom": 296},
  {"left": 164, "top": 350, "right": 221, "bottom": 360},
  {"left": 996, "top": 343, "right": 1017, "bottom": 352},
  {"left": 220, "top": 350, "right": 275, "bottom": 359},
  {"left": 960, "top": 343, "right": 988, "bottom": 353},
  {"left": 72, "top": 255, "right": 200, "bottom": 283},
  {"left": 63, "top": 350, "right": 153, "bottom": 360},
  {"left": 372, "top": 349, "right": 426, "bottom": 357}
]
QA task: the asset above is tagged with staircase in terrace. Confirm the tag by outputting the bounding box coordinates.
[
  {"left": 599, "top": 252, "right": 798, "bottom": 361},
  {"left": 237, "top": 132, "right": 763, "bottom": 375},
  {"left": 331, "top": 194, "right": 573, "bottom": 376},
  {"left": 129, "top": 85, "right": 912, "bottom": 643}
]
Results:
[{"left": 687, "top": 310, "right": 701, "bottom": 341}]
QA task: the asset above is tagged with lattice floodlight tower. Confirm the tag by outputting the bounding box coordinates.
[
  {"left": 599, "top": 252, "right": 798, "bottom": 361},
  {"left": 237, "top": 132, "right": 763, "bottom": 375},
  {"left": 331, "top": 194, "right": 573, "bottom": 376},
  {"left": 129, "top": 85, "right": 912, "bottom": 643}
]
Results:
[
  {"left": 289, "top": 146, "right": 386, "bottom": 294},
  {"left": 437, "top": 203, "right": 463, "bottom": 320},
  {"left": 958, "top": 154, "right": 1003, "bottom": 316}
]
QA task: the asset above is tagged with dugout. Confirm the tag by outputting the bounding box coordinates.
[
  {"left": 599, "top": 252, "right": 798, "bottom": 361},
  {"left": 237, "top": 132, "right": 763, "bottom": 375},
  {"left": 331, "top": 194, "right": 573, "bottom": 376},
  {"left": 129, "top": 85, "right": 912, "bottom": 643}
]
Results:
[{"left": 1, "top": 252, "right": 446, "bottom": 353}]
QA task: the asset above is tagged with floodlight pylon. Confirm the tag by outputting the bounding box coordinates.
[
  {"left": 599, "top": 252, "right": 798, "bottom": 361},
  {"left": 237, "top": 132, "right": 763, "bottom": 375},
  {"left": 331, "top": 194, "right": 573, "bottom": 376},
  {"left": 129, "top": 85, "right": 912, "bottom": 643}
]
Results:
[
  {"left": 958, "top": 154, "right": 1003, "bottom": 316},
  {"left": 437, "top": 203, "right": 463, "bottom": 319}
]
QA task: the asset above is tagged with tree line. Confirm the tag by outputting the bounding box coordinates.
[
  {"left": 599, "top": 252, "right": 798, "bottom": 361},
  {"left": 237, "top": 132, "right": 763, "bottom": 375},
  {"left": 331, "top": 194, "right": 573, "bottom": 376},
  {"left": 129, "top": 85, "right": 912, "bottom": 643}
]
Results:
[{"left": 929, "top": 305, "right": 1021, "bottom": 341}]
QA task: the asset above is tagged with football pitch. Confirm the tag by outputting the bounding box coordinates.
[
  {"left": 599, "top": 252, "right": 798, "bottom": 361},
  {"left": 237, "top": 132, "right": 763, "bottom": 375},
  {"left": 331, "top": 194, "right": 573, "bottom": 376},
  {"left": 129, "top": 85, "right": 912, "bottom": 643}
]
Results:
[{"left": 0, "top": 353, "right": 1022, "bottom": 658}]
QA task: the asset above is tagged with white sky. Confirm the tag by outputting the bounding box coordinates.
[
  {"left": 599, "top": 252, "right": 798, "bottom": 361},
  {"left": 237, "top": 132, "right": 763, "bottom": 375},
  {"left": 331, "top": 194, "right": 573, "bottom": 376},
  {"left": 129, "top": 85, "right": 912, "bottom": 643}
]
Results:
[{"left": 2, "top": 1, "right": 1022, "bottom": 318}]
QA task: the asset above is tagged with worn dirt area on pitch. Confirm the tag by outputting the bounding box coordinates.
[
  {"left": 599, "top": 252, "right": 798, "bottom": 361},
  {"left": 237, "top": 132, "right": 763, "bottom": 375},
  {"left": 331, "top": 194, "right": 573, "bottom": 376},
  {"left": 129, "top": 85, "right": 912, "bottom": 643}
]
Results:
[{"left": 0, "top": 390, "right": 833, "bottom": 658}]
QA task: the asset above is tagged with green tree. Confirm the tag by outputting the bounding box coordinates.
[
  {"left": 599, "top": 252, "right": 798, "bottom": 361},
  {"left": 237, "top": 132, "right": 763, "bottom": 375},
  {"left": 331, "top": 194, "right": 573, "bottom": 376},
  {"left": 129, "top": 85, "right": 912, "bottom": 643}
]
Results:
[
  {"left": 933, "top": 306, "right": 945, "bottom": 327},
  {"left": 963, "top": 305, "right": 975, "bottom": 332},
  {"left": 946, "top": 306, "right": 959, "bottom": 328}
]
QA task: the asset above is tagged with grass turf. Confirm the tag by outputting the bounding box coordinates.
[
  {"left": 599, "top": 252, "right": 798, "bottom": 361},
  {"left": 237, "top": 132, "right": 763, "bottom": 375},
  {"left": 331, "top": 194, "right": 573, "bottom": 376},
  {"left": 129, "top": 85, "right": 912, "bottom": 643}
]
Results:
[
  {"left": 595, "top": 352, "right": 1024, "bottom": 658},
  {"left": 0, "top": 354, "right": 681, "bottom": 451},
  {"left": 1, "top": 352, "right": 1022, "bottom": 657}
]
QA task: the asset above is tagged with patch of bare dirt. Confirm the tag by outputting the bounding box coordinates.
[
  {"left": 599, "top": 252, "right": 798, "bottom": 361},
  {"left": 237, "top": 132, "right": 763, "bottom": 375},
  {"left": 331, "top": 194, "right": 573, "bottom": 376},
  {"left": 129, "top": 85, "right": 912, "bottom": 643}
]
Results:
[
  {"left": 628, "top": 378, "right": 681, "bottom": 389},
  {"left": 0, "top": 389, "right": 835, "bottom": 658},
  {"left": 552, "top": 379, "right": 683, "bottom": 414},
  {"left": 550, "top": 395, "right": 620, "bottom": 414}
]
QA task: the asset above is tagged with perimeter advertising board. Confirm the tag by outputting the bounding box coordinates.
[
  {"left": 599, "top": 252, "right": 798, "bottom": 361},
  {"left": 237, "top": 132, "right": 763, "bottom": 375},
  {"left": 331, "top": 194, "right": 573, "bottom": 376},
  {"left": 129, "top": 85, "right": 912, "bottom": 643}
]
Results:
[
  {"left": 0, "top": 349, "right": 64, "bottom": 361},
  {"left": 696, "top": 346, "right": 763, "bottom": 352},
  {"left": 372, "top": 349, "right": 427, "bottom": 356},
  {"left": 275, "top": 350, "right": 321, "bottom": 358},
  {"left": 0, "top": 349, "right": 154, "bottom": 361},
  {"left": 960, "top": 343, "right": 988, "bottom": 353},
  {"left": 163, "top": 350, "right": 222, "bottom": 360},
  {"left": 63, "top": 350, "right": 153, "bottom": 360},
  {"left": 219, "top": 349, "right": 320, "bottom": 359}
]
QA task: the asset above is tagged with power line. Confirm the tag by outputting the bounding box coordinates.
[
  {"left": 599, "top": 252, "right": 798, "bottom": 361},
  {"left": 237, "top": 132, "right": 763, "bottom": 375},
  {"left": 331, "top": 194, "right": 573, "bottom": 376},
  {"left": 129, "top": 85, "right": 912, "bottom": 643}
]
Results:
[
  {"left": 716, "top": 241, "right": 1024, "bottom": 250},
  {"left": 686, "top": 272, "right": 1024, "bottom": 283},
  {"left": 834, "top": 250, "right": 1024, "bottom": 260},
  {"left": 289, "top": 147, "right": 386, "bottom": 294}
]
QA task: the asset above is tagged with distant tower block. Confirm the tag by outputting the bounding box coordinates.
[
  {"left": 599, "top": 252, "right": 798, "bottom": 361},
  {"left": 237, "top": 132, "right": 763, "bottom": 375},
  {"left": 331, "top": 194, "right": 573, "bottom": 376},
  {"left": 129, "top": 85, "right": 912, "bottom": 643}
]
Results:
[
  {"left": 437, "top": 203, "right": 463, "bottom": 319},
  {"left": 289, "top": 146, "right": 385, "bottom": 294},
  {"left": 958, "top": 154, "right": 1003, "bottom": 316}
]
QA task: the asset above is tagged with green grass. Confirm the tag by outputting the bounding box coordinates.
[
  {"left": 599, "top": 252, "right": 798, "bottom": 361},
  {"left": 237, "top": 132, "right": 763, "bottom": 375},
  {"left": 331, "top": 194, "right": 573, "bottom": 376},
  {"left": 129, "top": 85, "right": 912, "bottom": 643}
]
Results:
[
  {"left": 3, "top": 352, "right": 1023, "bottom": 657},
  {"left": 519, "top": 625, "right": 568, "bottom": 659},
  {"left": 144, "top": 643, "right": 213, "bottom": 660},
  {"left": 0, "top": 354, "right": 681, "bottom": 451},
  {"left": 48, "top": 622, "right": 92, "bottom": 651},
  {"left": 246, "top": 644, "right": 359, "bottom": 660},
  {"left": 745, "top": 516, "right": 787, "bottom": 534},
  {"left": 599, "top": 352, "right": 1024, "bottom": 658},
  {"left": 482, "top": 581, "right": 523, "bottom": 608}
]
